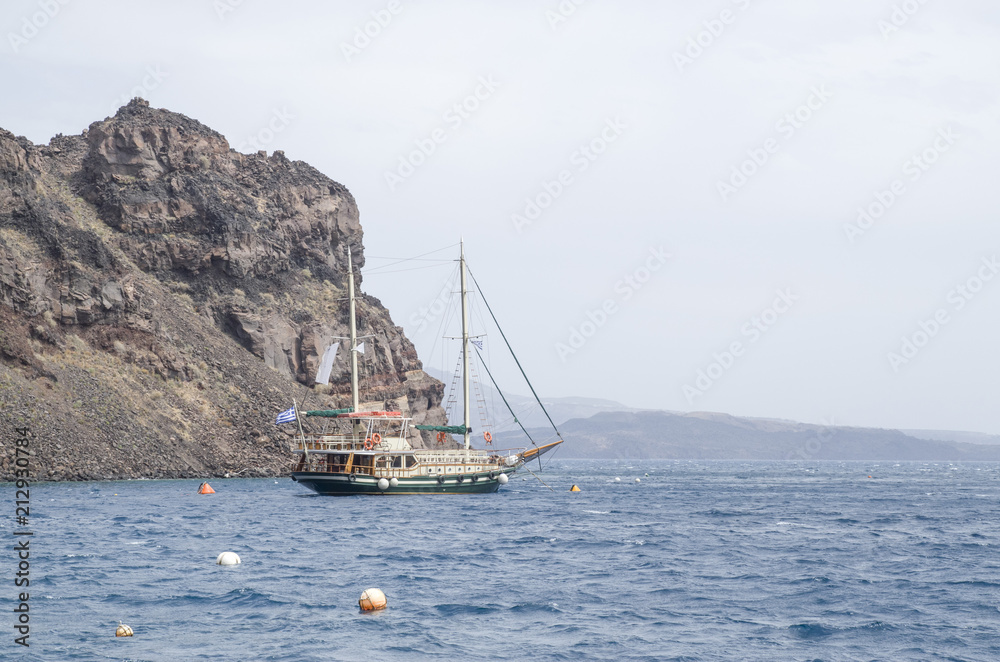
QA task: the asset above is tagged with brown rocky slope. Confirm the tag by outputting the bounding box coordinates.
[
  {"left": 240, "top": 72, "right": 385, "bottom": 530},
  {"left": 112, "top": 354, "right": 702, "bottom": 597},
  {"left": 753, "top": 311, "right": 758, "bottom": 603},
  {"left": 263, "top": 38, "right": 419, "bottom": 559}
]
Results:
[{"left": 0, "top": 99, "right": 448, "bottom": 481}]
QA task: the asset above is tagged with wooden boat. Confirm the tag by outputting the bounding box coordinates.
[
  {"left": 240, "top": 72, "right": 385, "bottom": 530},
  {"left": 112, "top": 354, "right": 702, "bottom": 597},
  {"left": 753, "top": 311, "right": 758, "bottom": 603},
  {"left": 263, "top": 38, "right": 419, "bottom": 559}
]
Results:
[{"left": 289, "top": 242, "right": 562, "bottom": 495}]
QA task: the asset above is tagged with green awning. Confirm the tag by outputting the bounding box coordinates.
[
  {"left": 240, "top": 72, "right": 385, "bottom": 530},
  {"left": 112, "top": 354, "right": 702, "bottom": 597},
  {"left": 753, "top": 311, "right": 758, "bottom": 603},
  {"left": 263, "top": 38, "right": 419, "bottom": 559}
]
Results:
[
  {"left": 414, "top": 425, "right": 470, "bottom": 434},
  {"left": 305, "top": 408, "right": 354, "bottom": 417}
]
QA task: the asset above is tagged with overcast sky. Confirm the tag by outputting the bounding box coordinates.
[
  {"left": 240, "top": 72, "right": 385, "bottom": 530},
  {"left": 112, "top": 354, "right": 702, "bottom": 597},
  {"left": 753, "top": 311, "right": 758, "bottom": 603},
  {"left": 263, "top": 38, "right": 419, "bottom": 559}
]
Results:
[{"left": 2, "top": 0, "right": 999, "bottom": 433}]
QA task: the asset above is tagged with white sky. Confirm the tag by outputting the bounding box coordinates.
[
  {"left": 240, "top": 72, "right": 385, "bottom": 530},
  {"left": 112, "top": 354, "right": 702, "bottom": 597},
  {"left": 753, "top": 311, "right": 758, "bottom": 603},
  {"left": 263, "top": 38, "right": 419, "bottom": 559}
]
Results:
[{"left": 2, "top": 0, "right": 999, "bottom": 433}]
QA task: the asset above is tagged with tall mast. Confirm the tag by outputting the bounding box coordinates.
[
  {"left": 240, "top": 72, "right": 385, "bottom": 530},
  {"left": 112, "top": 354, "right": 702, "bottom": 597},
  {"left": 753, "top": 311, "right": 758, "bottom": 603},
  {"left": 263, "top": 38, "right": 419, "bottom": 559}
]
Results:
[
  {"left": 348, "top": 246, "right": 359, "bottom": 413},
  {"left": 460, "top": 240, "right": 471, "bottom": 450}
]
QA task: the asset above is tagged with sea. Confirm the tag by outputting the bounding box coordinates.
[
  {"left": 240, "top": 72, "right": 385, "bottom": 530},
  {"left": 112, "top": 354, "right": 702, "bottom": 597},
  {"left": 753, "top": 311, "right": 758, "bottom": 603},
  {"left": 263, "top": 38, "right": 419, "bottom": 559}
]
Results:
[{"left": 6, "top": 460, "right": 1000, "bottom": 661}]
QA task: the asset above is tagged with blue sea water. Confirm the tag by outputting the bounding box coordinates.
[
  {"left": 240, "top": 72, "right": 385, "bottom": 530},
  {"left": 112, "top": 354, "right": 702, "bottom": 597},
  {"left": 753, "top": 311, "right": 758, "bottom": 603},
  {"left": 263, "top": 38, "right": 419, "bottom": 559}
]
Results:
[{"left": 5, "top": 460, "right": 1000, "bottom": 661}]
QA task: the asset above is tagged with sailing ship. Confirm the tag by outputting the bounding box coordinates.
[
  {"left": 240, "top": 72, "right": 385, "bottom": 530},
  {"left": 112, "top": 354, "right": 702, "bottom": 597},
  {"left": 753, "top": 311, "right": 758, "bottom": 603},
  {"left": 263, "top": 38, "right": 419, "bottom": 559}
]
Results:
[{"left": 288, "top": 242, "right": 563, "bottom": 495}]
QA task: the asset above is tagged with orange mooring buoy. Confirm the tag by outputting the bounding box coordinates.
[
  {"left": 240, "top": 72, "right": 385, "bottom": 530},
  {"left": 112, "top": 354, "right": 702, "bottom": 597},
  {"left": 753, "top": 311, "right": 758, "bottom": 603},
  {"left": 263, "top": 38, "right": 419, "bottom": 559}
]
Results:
[
  {"left": 570, "top": 485, "right": 581, "bottom": 492},
  {"left": 198, "top": 482, "right": 215, "bottom": 494}
]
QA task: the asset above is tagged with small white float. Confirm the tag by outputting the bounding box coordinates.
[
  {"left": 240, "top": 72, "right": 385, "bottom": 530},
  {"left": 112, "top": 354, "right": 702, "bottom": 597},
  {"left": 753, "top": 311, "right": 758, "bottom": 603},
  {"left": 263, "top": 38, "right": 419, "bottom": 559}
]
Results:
[{"left": 216, "top": 552, "right": 241, "bottom": 566}]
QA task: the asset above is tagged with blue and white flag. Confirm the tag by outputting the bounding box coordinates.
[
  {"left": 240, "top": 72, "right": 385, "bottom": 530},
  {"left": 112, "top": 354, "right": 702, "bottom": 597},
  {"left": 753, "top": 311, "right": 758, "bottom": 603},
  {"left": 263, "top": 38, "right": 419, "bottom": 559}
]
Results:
[
  {"left": 471, "top": 339, "right": 483, "bottom": 350},
  {"left": 275, "top": 407, "right": 297, "bottom": 425}
]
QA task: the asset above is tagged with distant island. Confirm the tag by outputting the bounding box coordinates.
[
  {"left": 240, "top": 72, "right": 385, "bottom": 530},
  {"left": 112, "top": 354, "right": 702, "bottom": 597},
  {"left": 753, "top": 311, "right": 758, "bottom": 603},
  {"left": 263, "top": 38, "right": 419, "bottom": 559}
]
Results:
[
  {"left": 421, "top": 368, "right": 1000, "bottom": 462},
  {"left": 494, "top": 404, "right": 1000, "bottom": 462}
]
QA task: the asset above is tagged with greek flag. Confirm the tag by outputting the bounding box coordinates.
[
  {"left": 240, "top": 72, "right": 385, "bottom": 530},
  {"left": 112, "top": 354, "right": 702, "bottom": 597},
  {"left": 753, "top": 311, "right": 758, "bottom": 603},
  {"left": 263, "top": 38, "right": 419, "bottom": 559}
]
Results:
[
  {"left": 275, "top": 407, "right": 297, "bottom": 425},
  {"left": 471, "top": 339, "right": 483, "bottom": 350}
]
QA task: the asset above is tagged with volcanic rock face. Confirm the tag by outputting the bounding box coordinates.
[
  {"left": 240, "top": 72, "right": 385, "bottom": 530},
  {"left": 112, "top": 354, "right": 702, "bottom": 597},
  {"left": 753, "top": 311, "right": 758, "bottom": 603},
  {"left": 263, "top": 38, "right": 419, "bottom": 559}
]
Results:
[{"left": 0, "top": 99, "right": 447, "bottom": 481}]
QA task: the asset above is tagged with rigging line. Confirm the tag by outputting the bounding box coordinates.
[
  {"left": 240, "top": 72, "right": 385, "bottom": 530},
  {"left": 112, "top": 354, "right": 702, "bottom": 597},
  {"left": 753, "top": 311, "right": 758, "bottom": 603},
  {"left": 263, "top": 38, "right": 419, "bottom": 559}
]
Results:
[
  {"left": 365, "top": 256, "right": 454, "bottom": 262},
  {"left": 542, "top": 443, "right": 562, "bottom": 470},
  {"left": 474, "top": 346, "right": 539, "bottom": 450},
  {"left": 418, "top": 261, "right": 457, "bottom": 381},
  {"left": 471, "top": 296, "right": 500, "bottom": 435},
  {"left": 427, "top": 262, "right": 460, "bottom": 381},
  {"left": 467, "top": 266, "right": 564, "bottom": 443},
  {"left": 520, "top": 462, "right": 554, "bottom": 492},
  {"left": 362, "top": 263, "right": 455, "bottom": 276},
  {"left": 359, "top": 242, "right": 460, "bottom": 272}
]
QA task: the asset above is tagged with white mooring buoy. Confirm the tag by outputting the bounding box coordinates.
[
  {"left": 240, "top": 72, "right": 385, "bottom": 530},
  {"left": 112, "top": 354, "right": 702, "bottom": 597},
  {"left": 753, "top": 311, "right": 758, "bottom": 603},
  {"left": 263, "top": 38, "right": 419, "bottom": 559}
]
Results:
[
  {"left": 116, "top": 621, "right": 133, "bottom": 637},
  {"left": 389, "top": 477, "right": 399, "bottom": 487},
  {"left": 216, "top": 552, "right": 241, "bottom": 566},
  {"left": 359, "top": 588, "right": 387, "bottom": 611},
  {"left": 377, "top": 478, "right": 390, "bottom": 491},
  {"left": 497, "top": 473, "right": 509, "bottom": 484}
]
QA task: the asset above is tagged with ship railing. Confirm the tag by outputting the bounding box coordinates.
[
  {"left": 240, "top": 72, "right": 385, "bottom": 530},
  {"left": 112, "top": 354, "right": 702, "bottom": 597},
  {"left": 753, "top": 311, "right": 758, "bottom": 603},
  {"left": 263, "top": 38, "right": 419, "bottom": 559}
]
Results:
[
  {"left": 293, "top": 464, "right": 413, "bottom": 479},
  {"left": 294, "top": 435, "right": 370, "bottom": 452}
]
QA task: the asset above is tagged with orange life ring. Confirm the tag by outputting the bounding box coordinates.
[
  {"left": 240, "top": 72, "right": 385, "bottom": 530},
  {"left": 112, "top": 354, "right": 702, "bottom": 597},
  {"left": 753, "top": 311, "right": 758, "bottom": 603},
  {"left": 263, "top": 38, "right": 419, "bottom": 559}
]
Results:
[
  {"left": 483, "top": 431, "right": 493, "bottom": 444},
  {"left": 436, "top": 431, "right": 446, "bottom": 444},
  {"left": 372, "top": 432, "right": 382, "bottom": 444},
  {"left": 364, "top": 437, "right": 374, "bottom": 450}
]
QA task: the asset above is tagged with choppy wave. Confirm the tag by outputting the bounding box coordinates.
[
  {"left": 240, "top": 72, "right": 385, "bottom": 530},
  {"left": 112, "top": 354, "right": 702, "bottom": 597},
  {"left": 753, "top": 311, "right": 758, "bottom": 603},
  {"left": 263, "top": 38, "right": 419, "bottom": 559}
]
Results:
[{"left": 17, "top": 461, "right": 1000, "bottom": 660}]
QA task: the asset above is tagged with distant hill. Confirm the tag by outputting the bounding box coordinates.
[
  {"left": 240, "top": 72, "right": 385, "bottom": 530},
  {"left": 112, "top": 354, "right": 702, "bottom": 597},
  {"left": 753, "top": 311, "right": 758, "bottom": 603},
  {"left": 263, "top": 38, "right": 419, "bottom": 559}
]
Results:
[
  {"left": 423, "top": 368, "right": 1000, "bottom": 461},
  {"left": 900, "top": 429, "right": 1000, "bottom": 446},
  {"left": 494, "top": 410, "right": 1000, "bottom": 461},
  {"left": 423, "top": 366, "right": 642, "bottom": 429}
]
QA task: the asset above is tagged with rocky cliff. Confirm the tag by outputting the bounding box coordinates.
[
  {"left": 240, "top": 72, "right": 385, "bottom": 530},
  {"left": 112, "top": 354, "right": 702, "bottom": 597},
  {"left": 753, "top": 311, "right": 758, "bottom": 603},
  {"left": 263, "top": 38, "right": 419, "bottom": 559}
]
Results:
[{"left": 0, "top": 99, "right": 448, "bottom": 481}]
